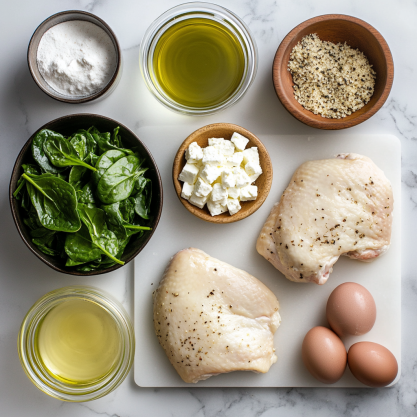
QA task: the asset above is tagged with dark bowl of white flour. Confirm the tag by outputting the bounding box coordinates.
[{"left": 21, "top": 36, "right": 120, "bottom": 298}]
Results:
[{"left": 27, "top": 10, "right": 122, "bottom": 104}]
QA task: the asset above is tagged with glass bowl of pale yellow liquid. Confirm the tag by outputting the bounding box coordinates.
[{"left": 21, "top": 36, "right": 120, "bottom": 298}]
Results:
[
  {"left": 139, "top": 2, "right": 258, "bottom": 115},
  {"left": 18, "top": 286, "right": 134, "bottom": 402}
]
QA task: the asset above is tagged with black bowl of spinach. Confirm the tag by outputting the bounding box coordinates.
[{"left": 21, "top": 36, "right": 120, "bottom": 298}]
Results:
[{"left": 9, "top": 113, "right": 163, "bottom": 275}]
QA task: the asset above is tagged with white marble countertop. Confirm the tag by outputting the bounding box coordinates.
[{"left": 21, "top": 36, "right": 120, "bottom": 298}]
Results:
[{"left": 1, "top": 0, "right": 416, "bottom": 415}]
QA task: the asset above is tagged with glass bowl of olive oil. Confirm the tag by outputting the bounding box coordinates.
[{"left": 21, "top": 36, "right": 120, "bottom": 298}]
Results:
[
  {"left": 18, "top": 286, "right": 134, "bottom": 402},
  {"left": 139, "top": 2, "right": 257, "bottom": 115}
]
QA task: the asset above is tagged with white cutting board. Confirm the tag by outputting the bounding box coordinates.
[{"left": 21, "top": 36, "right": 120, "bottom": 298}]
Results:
[{"left": 134, "top": 127, "right": 401, "bottom": 388}]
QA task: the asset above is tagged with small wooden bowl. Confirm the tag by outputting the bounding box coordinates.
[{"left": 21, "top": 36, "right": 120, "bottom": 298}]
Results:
[
  {"left": 273, "top": 14, "right": 394, "bottom": 130},
  {"left": 172, "top": 123, "right": 273, "bottom": 223}
]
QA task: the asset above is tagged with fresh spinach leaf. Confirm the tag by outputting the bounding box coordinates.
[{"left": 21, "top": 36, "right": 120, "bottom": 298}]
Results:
[
  {"left": 92, "top": 129, "right": 134, "bottom": 156},
  {"left": 97, "top": 155, "right": 147, "bottom": 204},
  {"left": 32, "top": 130, "right": 67, "bottom": 174},
  {"left": 31, "top": 227, "right": 58, "bottom": 256},
  {"left": 43, "top": 136, "right": 97, "bottom": 171},
  {"left": 70, "top": 133, "right": 87, "bottom": 159},
  {"left": 64, "top": 224, "right": 102, "bottom": 265},
  {"left": 23, "top": 173, "right": 81, "bottom": 232},
  {"left": 92, "top": 149, "right": 126, "bottom": 186},
  {"left": 77, "top": 181, "right": 96, "bottom": 207},
  {"left": 77, "top": 204, "right": 124, "bottom": 265},
  {"left": 133, "top": 178, "right": 152, "bottom": 219}
]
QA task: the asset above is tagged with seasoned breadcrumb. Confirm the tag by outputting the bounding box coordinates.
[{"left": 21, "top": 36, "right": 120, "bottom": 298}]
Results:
[{"left": 288, "top": 34, "right": 376, "bottom": 119}]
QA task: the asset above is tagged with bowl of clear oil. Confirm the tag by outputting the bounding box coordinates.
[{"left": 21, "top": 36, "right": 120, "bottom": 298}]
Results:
[
  {"left": 18, "top": 286, "right": 134, "bottom": 402},
  {"left": 139, "top": 2, "right": 257, "bottom": 115}
]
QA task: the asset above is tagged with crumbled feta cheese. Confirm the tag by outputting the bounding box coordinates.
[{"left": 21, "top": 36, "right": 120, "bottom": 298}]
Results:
[
  {"left": 214, "top": 140, "right": 235, "bottom": 156},
  {"left": 242, "top": 147, "right": 260, "bottom": 165},
  {"left": 233, "top": 167, "right": 251, "bottom": 188},
  {"left": 240, "top": 185, "right": 258, "bottom": 201},
  {"left": 181, "top": 182, "right": 194, "bottom": 200},
  {"left": 178, "top": 163, "right": 199, "bottom": 184},
  {"left": 189, "top": 193, "right": 208, "bottom": 209},
  {"left": 202, "top": 146, "right": 223, "bottom": 165},
  {"left": 179, "top": 136, "right": 262, "bottom": 216},
  {"left": 194, "top": 177, "right": 212, "bottom": 197},
  {"left": 227, "top": 198, "right": 241, "bottom": 215},
  {"left": 244, "top": 161, "right": 262, "bottom": 177},
  {"left": 200, "top": 164, "right": 222, "bottom": 184},
  {"left": 231, "top": 132, "right": 249, "bottom": 151},
  {"left": 221, "top": 169, "right": 236, "bottom": 189},
  {"left": 207, "top": 200, "right": 227, "bottom": 216},
  {"left": 227, "top": 187, "right": 240, "bottom": 199},
  {"left": 224, "top": 152, "right": 243, "bottom": 168},
  {"left": 208, "top": 138, "right": 226, "bottom": 146},
  {"left": 185, "top": 142, "right": 203, "bottom": 163},
  {"left": 211, "top": 183, "right": 228, "bottom": 202}
]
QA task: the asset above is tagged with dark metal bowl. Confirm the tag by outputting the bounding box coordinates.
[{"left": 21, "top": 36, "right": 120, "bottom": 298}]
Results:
[{"left": 9, "top": 113, "right": 163, "bottom": 276}]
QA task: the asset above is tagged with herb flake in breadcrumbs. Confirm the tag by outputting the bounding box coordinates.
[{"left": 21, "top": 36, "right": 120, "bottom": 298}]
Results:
[{"left": 288, "top": 34, "right": 376, "bottom": 118}]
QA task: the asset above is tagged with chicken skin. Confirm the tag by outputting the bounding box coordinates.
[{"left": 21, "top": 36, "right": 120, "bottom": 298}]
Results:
[
  {"left": 256, "top": 154, "right": 393, "bottom": 285},
  {"left": 153, "top": 248, "right": 281, "bottom": 383}
]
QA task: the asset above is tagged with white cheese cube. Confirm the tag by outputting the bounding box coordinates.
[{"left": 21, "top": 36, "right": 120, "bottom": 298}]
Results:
[
  {"left": 211, "top": 183, "right": 228, "bottom": 202},
  {"left": 189, "top": 193, "right": 208, "bottom": 209},
  {"left": 242, "top": 147, "right": 260, "bottom": 165},
  {"left": 233, "top": 167, "right": 251, "bottom": 188},
  {"left": 227, "top": 198, "right": 241, "bottom": 216},
  {"left": 208, "top": 138, "right": 226, "bottom": 146},
  {"left": 224, "top": 152, "right": 244, "bottom": 168},
  {"left": 194, "top": 177, "right": 212, "bottom": 197},
  {"left": 181, "top": 182, "right": 194, "bottom": 200},
  {"left": 240, "top": 185, "right": 258, "bottom": 201},
  {"left": 244, "top": 161, "right": 262, "bottom": 177},
  {"left": 207, "top": 200, "right": 227, "bottom": 216},
  {"left": 227, "top": 187, "right": 240, "bottom": 199},
  {"left": 178, "top": 163, "right": 199, "bottom": 184},
  {"left": 221, "top": 169, "right": 236, "bottom": 189},
  {"left": 208, "top": 138, "right": 235, "bottom": 156},
  {"left": 185, "top": 142, "right": 203, "bottom": 162},
  {"left": 202, "top": 146, "right": 223, "bottom": 165},
  {"left": 200, "top": 164, "right": 222, "bottom": 184},
  {"left": 249, "top": 173, "right": 262, "bottom": 183},
  {"left": 231, "top": 132, "right": 249, "bottom": 151}
]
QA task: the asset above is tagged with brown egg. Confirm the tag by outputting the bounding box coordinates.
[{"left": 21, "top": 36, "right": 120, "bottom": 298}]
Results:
[
  {"left": 348, "top": 342, "right": 398, "bottom": 387},
  {"left": 326, "top": 282, "right": 376, "bottom": 337},
  {"left": 302, "top": 326, "right": 347, "bottom": 384}
]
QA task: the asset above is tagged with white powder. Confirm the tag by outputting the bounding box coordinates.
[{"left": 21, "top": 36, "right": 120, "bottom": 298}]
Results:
[{"left": 37, "top": 20, "right": 117, "bottom": 97}]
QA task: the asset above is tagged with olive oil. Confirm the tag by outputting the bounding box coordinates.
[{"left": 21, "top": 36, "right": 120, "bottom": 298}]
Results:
[
  {"left": 35, "top": 299, "right": 121, "bottom": 384},
  {"left": 152, "top": 18, "right": 245, "bottom": 108}
]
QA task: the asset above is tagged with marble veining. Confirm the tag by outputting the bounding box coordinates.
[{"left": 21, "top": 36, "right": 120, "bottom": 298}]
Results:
[{"left": 1, "top": 0, "right": 416, "bottom": 416}]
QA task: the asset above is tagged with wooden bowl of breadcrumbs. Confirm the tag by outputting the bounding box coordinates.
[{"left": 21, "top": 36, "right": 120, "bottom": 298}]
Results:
[{"left": 273, "top": 14, "right": 394, "bottom": 130}]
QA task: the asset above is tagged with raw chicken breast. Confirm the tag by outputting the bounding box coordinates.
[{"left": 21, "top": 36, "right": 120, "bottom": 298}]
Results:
[
  {"left": 153, "top": 248, "right": 281, "bottom": 383},
  {"left": 256, "top": 154, "right": 393, "bottom": 285}
]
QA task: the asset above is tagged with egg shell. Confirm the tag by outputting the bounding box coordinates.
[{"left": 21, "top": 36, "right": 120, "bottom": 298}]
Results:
[
  {"left": 326, "top": 282, "right": 376, "bottom": 337},
  {"left": 348, "top": 341, "right": 398, "bottom": 387},
  {"left": 302, "top": 326, "right": 347, "bottom": 384}
]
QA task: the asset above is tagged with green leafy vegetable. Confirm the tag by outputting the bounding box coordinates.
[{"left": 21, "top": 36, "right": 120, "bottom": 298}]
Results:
[
  {"left": 133, "top": 178, "right": 152, "bottom": 219},
  {"left": 92, "top": 149, "right": 126, "bottom": 186},
  {"left": 97, "top": 155, "right": 147, "bottom": 204},
  {"left": 32, "top": 130, "right": 67, "bottom": 174},
  {"left": 64, "top": 224, "right": 103, "bottom": 265},
  {"left": 43, "top": 135, "right": 97, "bottom": 171},
  {"left": 23, "top": 173, "right": 81, "bottom": 232},
  {"left": 77, "top": 204, "right": 124, "bottom": 265}
]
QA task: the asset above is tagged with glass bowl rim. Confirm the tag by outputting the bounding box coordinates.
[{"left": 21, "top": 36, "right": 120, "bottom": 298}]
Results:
[
  {"left": 17, "top": 286, "right": 135, "bottom": 402},
  {"left": 139, "top": 1, "right": 258, "bottom": 116}
]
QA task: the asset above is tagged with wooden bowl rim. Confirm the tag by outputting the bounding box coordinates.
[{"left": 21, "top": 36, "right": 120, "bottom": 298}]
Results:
[
  {"left": 172, "top": 123, "right": 273, "bottom": 224},
  {"left": 272, "top": 14, "right": 394, "bottom": 130},
  {"left": 9, "top": 113, "right": 163, "bottom": 276}
]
